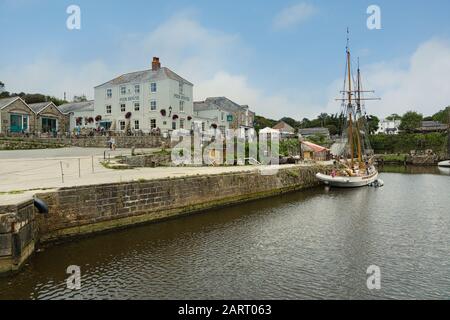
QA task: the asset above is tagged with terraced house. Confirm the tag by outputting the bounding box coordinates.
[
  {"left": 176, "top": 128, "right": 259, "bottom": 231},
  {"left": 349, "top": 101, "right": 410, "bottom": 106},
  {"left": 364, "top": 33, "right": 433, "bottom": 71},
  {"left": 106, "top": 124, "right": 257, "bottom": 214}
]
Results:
[
  {"left": 28, "top": 102, "right": 69, "bottom": 135},
  {"left": 0, "top": 97, "right": 35, "bottom": 134}
]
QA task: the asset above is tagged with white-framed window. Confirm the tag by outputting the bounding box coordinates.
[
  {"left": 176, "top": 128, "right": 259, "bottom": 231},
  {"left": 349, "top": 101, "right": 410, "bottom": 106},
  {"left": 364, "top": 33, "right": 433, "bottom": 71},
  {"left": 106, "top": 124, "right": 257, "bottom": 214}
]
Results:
[
  {"left": 179, "top": 100, "right": 184, "bottom": 112},
  {"left": 134, "top": 84, "right": 140, "bottom": 94},
  {"left": 202, "top": 122, "right": 205, "bottom": 131},
  {"left": 150, "top": 100, "right": 157, "bottom": 111},
  {"left": 134, "top": 102, "right": 140, "bottom": 111},
  {"left": 106, "top": 105, "right": 112, "bottom": 114},
  {"left": 121, "top": 104, "right": 126, "bottom": 112},
  {"left": 106, "top": 89, "right": 112, "bottom": 99},
  {"left": 180, "top": 119, "right": 185, "bottom": 129},
  {"left": 179, "top": 82, "right": 183, "bottom": 95},
  {"left": 120, "top": 86, "right": 126, "bottom": 95},
  {"left": 150, "top": 82, "right": 157, "bottom": 93},
  {"left": 172, "top": 122, "right": 177, "bottom": 130},
  {"left": 150, "top": 119, "right": 156, "bottom": 129},
  {"left": 221, "top": 112, "right": 224, "bottom": 121},
  {"left": 119, "top": 121, "right": 126, "bottom": 131},
  {"left": 134, "top": 120, "right": 140, "bottom": 130}
]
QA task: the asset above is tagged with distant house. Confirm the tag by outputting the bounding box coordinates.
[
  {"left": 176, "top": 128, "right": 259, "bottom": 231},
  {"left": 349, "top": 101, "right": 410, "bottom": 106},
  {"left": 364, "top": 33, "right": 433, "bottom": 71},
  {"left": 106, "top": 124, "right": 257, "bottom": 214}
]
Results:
[
  {"left": 377, "top": 119, "right": 401, "bottom": 135},
  {"left": 28, "top": 102, "right": 69, "bottom": 135},
  {"left": 414, "top": 121, "right": 448, "bottom": 133},
  {"left": 0, "top": 97, "right": 35, "bottom": 134},
  {"left": 272, "top": 121, "right": 295, "bottom": 138},
  {"left": 298, "top": 127, "right": 330, "bottom": 139},
  {"left": 301, "top": 141, "right": 330, "bottom": 161},
  {"left": 58, "top": 100, "right": 96, "bottom": 132}
]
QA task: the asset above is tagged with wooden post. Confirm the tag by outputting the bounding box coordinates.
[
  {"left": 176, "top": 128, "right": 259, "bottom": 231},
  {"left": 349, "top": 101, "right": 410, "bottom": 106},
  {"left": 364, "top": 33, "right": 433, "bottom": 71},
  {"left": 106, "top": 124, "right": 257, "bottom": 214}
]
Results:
[
  {"left": 78, "top": 158, "right": 81, "bottom": 178},
  {"left": 60, "top": 161, "right": 64, "bottom": 183},
  {"left": 91, "top": 156, "right": 94, "bottom": 173}
]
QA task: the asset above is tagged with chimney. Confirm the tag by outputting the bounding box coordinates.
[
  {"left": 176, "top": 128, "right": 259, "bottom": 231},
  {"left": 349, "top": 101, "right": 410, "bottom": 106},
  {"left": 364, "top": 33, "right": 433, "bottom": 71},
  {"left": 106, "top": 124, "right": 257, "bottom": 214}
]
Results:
[{"left": 152, "top": 57, "right": 161, "bottom": 71}]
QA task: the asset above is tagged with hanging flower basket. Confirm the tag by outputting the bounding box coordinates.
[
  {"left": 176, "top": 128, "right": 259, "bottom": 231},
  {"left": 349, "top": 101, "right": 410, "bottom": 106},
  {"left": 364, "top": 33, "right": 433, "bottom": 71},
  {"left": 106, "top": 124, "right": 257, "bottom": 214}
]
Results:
[
  {"left": 88, "top": 117, "right": 94, "bottom": 124},
  {"left": 187, "top": 116, "right": 192, "bottom": 121},
  {"left": 95, "top": 115, "right": 102, "bottom": 122},
  {"left": 172, "top": 114, "right": 179, "bottom": 120},
  {"left": 125, "top": 112, "right": 132, "bottom": 119},
  {"left": 76, "top": 117, "right": 83, "bottom": 125},
  {"left": 211, "top": 123, "right": 218, "bottom": 129},
  {"left": 160, "top": 109, "right": 166, "bottom": 116}
]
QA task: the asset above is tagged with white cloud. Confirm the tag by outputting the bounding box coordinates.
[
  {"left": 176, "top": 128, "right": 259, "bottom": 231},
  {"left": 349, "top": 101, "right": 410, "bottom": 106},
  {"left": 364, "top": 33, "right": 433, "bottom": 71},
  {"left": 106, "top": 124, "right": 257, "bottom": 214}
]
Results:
[
  {"left": 324, "top": 38, "right": 450, "bottom": 118},
  {"left": 273, "top": 3, "right": 317, "bottom": 30}
]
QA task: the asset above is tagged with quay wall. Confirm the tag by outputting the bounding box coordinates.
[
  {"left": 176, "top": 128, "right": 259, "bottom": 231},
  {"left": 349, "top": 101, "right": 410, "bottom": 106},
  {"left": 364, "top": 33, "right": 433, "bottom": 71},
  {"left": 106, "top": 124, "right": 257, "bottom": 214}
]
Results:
[
  {"left": 0, "top": 165, "right": 329, "bottom": 274},
  {"left": 0, "top": 200, "right": 37, "bottom": 275}
]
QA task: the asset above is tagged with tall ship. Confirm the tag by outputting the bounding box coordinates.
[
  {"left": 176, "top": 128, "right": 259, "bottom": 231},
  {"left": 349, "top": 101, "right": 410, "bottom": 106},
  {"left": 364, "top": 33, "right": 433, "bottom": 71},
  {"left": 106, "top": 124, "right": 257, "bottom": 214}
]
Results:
[{"left": 316, "top": 34, "right": 380, "bottom": 188}]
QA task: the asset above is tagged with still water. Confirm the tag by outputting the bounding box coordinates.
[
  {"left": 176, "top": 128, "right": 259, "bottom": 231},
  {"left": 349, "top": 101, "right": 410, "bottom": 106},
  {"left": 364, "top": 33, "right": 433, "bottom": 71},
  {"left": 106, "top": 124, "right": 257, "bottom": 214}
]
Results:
[{"left": 1, "top": 167, "right": 449, "bottom": 300}]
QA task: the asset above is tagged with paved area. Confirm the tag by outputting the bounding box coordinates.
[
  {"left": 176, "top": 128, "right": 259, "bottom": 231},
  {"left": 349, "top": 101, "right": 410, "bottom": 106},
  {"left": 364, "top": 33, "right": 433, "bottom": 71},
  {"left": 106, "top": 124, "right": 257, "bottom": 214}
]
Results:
[{"left": 0, "top": 147, "right": 309, "bottom": 204}]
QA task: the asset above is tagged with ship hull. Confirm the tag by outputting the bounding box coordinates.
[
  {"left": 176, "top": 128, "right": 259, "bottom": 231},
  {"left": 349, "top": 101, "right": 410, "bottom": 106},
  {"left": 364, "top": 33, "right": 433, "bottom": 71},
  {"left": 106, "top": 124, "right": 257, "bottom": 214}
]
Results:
[
  {"left": 438, "top": 160, "right": 450, "bottom": 168},
  {"left": 316, "top": 171, "right": 379, "bottom": 188}
]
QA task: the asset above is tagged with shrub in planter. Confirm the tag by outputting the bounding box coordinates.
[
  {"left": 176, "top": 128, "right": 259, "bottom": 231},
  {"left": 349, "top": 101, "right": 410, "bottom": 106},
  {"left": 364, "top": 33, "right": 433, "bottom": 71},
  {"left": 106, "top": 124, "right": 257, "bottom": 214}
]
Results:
[
  {"left": 187, "top": 116, "right": 192, "bottom": 121},
  {"left": 88, "top": 117, "right": 94, "bottom": 123},
  {"left": 76, "top": 117, "right": 83, "bottom": 125},
  {"left": 125, "top": 112, "right": 132, "bottom": 119},
  {"left": 95, "top": 115, "right": 102, "bottom": 122},
  {"left": 160, "top": 109, "right": 166, "bottom": 116},
  {"left": 172, "top": 114, "right": 179, "bottom": 120}
]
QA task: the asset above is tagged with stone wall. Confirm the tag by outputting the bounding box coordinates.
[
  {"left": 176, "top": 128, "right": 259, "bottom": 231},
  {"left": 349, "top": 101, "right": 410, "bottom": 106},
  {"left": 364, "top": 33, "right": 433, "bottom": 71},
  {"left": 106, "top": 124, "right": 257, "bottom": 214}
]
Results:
[
  {"left": 35, "top": 165, "right": 327, "bottom": 243},
  {"left": 0, "top": 200, "right": 37, "bottom": 275},
  {"left": 122, "top": 153, "right": 172, "bottom": 167}
]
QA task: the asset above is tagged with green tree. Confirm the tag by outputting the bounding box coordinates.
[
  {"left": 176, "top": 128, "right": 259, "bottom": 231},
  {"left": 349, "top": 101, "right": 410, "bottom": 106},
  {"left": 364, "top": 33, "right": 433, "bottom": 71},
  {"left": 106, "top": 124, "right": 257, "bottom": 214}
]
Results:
[
  {"left": 399, "top": 111, "right": 423, "bottom": 133},
  {"left": 386, "top": 113, "right": 402, "bottom": 121},
  {"left": 366, "top": 115, "right": 380, "bottom": 134},
  {"left": 432, "top": 107, "right": 450, "bottom": 124}
]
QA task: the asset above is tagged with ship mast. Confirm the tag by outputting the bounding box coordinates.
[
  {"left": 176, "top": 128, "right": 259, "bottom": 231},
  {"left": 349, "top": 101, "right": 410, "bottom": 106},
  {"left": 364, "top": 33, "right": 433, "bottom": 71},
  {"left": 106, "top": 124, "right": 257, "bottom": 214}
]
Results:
[
  {"left": 355, "top": 59, "right": 363, "bottom": 165},
  {"left": 346, "top": 32, "right": 355, "bottom": 169}
]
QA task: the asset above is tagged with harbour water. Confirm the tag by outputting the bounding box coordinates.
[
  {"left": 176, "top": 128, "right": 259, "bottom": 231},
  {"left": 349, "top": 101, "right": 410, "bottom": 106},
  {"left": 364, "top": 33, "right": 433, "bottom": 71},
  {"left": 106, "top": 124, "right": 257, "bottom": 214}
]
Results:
[{"left": 1, "top": 167, "right": 449, "bottom": 300}]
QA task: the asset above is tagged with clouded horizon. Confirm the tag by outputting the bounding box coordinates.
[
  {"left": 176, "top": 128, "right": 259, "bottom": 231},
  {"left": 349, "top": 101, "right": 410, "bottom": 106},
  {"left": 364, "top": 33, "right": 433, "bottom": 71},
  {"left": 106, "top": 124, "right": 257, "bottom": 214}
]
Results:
[{"left": 1, "top": 0, "right": 450, "bottom": 120}]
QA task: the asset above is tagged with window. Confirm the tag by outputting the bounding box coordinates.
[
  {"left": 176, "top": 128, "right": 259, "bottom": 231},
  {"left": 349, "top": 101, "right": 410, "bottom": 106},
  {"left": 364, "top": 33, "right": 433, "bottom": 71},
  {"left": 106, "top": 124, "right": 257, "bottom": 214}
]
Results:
[
  {"left": 134, "top": 102, "right": 140, "bottom": 111},
  {"left": 150, "top": 100, "right": 157, "bottom": 111},
  {"left": 172, "top": 122, "right": 177, "bottom": 130},
  {"left": 121, "top": 104, "right": 126, "bottom": 112},
  {"left": 180, "top": 119, "right": 185, "bottom": 129},
  {"left": 179, "top": 100, "right": 184, "bottom": 112},
  {"left": 106, "top": 105, "right": 112, "bottom": 114},
  {"left": 134, "top": 120, "right": 140, "bottom": 130},
  {"left": 119, "top": 121, "right": 126, "bottom": 131},
  {"left": 120, "top": 86, "right": 126, "bottom": 95},
  {"left": 150, "top": 119, "right": 156, "bottom": 129},
  {"left": 134, "top": 85, "right": 140, "bottom": 94},
  {"left": 179, "top": 82, "right": 184, "bottom": 94},
  {"left": 202, "top": 122, "right": 205, "bottom": 132},
  {"left": 106, "top": 89, "right": 112, "bottom": 99},
  {"left": 150, "top": 82, "right": 157, "bottom": 93},
  {"left": 163, "top": 121, "right": 167, "bottom": 125},
  {"left": 221, "top": 112, "right": 224, "bottom": 121}
]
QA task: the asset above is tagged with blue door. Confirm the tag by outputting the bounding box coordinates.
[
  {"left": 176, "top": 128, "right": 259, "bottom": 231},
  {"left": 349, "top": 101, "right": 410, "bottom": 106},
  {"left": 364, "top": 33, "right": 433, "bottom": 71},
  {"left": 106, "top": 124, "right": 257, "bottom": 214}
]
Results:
[{"left": 10, "top": 114, "right": 24, "bottom": 133}]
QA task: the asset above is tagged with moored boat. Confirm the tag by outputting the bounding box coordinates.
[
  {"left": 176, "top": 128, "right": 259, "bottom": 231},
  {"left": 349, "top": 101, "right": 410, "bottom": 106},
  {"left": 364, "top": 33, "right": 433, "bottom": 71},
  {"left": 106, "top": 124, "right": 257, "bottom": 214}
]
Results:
[
  {"left": 316, "top": 31, "right": 381, "bottom": 188},
  {"left": 438, "top": 160, "right": 450, "bottom": 168}
]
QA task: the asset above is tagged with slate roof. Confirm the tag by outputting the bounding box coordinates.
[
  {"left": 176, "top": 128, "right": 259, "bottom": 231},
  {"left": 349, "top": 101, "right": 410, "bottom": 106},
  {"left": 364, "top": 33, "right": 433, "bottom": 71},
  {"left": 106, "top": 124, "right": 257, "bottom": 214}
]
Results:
[
  {"left": 95, "top": 67, "right": 193, "bottom": 88},
  {"left": 58, "top": 101, "right": 95, "bottom": 114},
  {"left": 273, "top": 121, "right": 295, "bottom": 132},
  {"left": 28, "top": 102, "right": 53, "bottom": 114},
  {"left": 194, "top": 97, "right": 248, "bottom": 113},
  {"left": 0, "top": 97, "right": 21, "bottom": 109},
  {"left": 299, "top": 127, "right": 330, "bottom": 136}
]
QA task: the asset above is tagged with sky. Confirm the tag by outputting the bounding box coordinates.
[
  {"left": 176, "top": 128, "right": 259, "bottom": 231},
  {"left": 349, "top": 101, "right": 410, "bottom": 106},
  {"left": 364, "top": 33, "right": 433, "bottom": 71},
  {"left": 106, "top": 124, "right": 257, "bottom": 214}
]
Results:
[{"left": 1, "top": 0, "right": 450, "bottom": 120}]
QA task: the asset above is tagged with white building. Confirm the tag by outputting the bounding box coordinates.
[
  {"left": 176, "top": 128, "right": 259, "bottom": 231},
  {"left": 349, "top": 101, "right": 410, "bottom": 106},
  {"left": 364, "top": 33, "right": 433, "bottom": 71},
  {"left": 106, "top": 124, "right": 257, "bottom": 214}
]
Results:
[
  {"left": 376, "top": 119, "right": 401, "bottom": 135},
  {"left": 58, "top": 100, "right": 96, "bottom": 132},
  {"left": 194, "top": 97, "right": 255, "bottom": 133},
  {"left": 94, "top": 57, "right": 194, "bottom": 134}
]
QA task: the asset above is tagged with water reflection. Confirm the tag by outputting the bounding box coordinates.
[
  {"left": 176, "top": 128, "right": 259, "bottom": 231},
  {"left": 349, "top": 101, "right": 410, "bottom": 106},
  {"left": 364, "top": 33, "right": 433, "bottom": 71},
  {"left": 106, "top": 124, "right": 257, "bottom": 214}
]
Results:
[{"left": 0, "top": 172, "right": 449, "bottom": 300}]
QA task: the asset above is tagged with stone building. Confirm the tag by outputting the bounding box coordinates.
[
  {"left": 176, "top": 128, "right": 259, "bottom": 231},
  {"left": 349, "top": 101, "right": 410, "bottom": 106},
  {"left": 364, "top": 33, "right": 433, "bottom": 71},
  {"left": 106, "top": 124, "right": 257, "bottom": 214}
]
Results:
[
  {"left": 273, "top": 121, "right": 296, "bottom": 138},
  {"left": 194, "top": 97, "right": 255, "bottom": 133},
  {"left": 28, "top": 102, "right": 69, "bottom": 135},
  {"left": 0, "top": 97, "right": 35, "bottom": 134}
]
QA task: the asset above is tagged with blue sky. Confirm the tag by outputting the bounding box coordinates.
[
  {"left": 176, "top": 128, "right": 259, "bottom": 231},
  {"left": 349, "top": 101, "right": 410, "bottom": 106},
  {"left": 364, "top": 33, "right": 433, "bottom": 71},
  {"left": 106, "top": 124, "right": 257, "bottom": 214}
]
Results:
[{"left": 1, "top": 0, "right": 450, "bottom": 119}]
